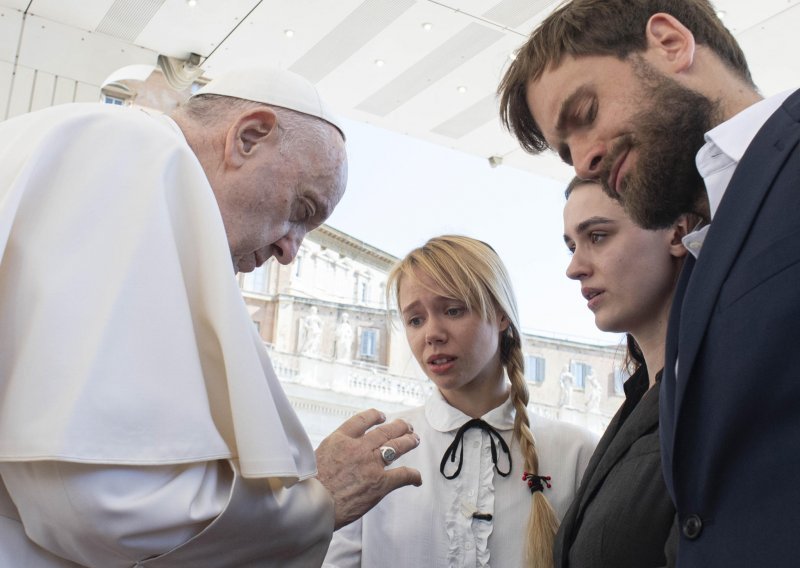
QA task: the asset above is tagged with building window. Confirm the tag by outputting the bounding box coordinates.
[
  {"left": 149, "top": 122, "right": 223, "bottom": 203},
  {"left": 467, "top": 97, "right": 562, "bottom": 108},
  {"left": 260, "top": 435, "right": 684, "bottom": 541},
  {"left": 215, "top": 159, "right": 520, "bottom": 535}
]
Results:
[
  {"left": 242, "top": 264, "right": 269, "bottom": 294},
  {"left": 358, "top": 327, "right": 379, "bottom": 360},
  {"left": 103, "top": 95, "right": 125, "bottom": 106},
  {"left": 294, "top": 255, "right": 303, "bottom": 278},
  {"left": 359, "top": 280, "right": 370, "bottom": 303},
  {"left": 570, "top": 361, "right": 593, "bottom": 390},
  {"left": 612, "top": 365, "right": 629, "bottom": 395},
  {"left": 524, "top": 355, "right": 546, "bottom": 384}
]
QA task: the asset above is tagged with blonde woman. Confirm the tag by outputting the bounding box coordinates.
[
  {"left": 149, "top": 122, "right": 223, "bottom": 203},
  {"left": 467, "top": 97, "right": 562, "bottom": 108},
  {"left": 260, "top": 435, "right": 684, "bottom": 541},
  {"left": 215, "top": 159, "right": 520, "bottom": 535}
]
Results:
[{"left": 324, "top": 235, "right": 596, "bottom": 568}]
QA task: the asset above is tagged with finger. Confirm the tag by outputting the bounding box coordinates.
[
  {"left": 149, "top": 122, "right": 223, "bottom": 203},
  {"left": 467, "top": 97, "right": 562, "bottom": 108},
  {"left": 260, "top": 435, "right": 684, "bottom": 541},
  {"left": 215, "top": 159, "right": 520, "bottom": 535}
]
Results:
[
  {"left": 386, "top": 432, "right": 420, "bottom": 460},
  {"left": 336, "top": 408, "right": 386, "bottom": 438},
  {"left": 383, "top": 466, "right": 422, "bottom": 489},
  {"left": 364, "top": 418, "right": 414, "bottom": 447}
]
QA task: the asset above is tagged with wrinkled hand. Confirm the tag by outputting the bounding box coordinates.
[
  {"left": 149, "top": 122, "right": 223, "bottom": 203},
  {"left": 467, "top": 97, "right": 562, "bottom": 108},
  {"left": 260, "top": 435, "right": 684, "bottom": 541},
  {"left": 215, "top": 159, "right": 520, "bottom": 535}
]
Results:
[{"left": 315, "top": 408, "right": 421, "bottom": 530}]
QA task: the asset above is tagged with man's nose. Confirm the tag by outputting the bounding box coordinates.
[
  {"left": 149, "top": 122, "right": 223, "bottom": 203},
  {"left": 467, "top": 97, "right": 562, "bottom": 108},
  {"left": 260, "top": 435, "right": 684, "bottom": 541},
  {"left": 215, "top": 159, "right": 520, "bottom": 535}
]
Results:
[
  {"left": 571, "top": 137, "right": 606, "bottom": 181},
  {"left": 272, "top": 229, "right": 305, "bottom": 265}
]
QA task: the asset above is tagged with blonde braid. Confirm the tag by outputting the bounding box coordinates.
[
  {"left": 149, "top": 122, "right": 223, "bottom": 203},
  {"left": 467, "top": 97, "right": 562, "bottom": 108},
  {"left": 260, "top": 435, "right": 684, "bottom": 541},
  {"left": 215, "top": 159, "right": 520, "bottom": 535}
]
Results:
[{"left": 504, "top": 328, "right": 559, "bottom": 568}]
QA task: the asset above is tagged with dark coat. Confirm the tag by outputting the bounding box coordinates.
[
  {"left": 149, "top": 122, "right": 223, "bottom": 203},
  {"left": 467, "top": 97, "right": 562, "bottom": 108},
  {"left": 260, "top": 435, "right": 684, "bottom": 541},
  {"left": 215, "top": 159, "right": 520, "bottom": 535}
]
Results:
[
  {"left": 661, "top": 88, "right": 800, "bottom": 567},
  {"left": 555, "top": 367, "right": 676, "bottom": 568}
]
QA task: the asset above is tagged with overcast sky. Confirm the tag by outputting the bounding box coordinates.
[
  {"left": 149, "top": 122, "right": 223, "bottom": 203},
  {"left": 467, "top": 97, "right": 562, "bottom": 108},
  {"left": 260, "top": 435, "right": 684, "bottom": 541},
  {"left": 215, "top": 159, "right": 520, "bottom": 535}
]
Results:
[{"left": 325, "top": 116, "right": 622, "bottom": 346}]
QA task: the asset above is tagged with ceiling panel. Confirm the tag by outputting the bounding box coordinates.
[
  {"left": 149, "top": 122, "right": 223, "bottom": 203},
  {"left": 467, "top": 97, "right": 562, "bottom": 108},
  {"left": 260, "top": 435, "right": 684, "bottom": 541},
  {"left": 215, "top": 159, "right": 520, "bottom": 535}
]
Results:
[
  {"left": 0, "top": 0, "right": 30, "bottom": 10},
  {"left": 356, "top": 22, "right": 503, "bottom": 116},
  {"left": 0, "top": 0, "right": 798, "bottom": 185},
  {"left": 290, "top": 0, "right": 415, "bottom": 83},
  {"left": 24, "top": 0, "right": 114, "bottom": 31},
  {"left": 200, "top": 0, "right": 365, "bottom": 75},
  {"left": 0, "top": 7, "right": 22, "bottom": 63},
  {"left": 136, "top": 0, "right": 260, "bottom": 58},
  {"left": 17, "top": 13, "right": 156, "bottom": 85},
  {"left": 736, "top": 3, "right": 800, "bottom": 95}
]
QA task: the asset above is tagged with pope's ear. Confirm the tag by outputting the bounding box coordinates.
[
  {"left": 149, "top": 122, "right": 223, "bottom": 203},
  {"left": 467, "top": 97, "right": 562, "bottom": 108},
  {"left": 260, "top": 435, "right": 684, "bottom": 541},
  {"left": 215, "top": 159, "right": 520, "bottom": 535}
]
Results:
[{"left": 223, "top": 107, "right": 278, "bottom": 167}]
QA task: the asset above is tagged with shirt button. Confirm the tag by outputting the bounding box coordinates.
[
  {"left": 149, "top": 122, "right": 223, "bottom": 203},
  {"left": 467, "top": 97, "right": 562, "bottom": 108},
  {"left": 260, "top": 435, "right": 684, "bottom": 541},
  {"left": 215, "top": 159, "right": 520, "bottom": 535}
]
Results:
[
  {"left": 688, "top": 241, "right": 701, "bottom": 250},
  {"left": 682, "top": 514, "right": 703, "bottom": 539},
  {"left": 468, "top": 490, "right": 475, "bottom": 497},
  {"left": 465, "top": 542, "right": 474, "bottom": 550}
]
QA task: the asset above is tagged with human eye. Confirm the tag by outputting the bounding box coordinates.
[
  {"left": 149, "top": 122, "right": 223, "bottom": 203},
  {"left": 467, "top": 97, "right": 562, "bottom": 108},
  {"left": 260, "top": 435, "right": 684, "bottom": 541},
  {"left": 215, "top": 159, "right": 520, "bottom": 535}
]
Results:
[
  {"left": 406, "top": 315, "right": 423, "bottom": 327},
  {"left": 589, "top": 231, "right": 607, "bottom": 244},
  {"left": 292, "top": 198, "right": 316, "bottom": 224},
  {"left": 574, "top": 97, "right": 597, "bottom": 127},
  {"left": 445, "top": 305, "right": 466, "bottom": 317},
  {"left": 565, "top": 241, "right": 576, "bottom": 255}
]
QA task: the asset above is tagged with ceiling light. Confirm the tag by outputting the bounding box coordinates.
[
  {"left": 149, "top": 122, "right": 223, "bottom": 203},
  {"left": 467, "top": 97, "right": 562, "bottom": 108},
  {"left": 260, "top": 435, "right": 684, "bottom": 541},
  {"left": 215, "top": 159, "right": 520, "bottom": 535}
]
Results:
[
  {"left": 716, "top": 10, "right": 726, "bottom": 19},
  {"left": 186, "top": 0, "right": 197, "bottom": 6},
  {"left": 284, "top": 29, "right": 295, "bottom": 38},
  {"left": 374, "top": 59, "right": 385, "bottom": 67},
  {"left": 509, "top": 51, "right": 517, "bottom": 61},
  {"left": 457, "top": 85, "right": 467, "bottom": 94},
  {"left": 422, "top": 22, "right": 433, "bottom": 31}
]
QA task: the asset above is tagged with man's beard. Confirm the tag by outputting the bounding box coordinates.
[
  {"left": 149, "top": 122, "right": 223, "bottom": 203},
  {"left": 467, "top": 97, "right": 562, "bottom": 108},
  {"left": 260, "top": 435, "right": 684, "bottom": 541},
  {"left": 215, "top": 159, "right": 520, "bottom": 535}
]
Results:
[{"left": 599, "top": 60, "right": 718, "bottom": 230}]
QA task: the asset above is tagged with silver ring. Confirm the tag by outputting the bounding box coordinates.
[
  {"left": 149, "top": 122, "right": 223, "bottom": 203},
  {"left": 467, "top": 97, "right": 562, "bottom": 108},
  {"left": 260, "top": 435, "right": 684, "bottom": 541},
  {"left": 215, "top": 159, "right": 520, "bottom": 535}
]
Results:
[{"left": 379, "top": 446, "right": 396, "bottom": 465}]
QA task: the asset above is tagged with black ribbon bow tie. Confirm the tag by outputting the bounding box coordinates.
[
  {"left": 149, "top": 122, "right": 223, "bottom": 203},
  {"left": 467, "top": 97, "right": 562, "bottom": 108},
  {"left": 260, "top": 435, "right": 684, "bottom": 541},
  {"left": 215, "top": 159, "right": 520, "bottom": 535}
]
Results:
[{"left": 440, "top": 418, "right": 511, "bottom": 480}]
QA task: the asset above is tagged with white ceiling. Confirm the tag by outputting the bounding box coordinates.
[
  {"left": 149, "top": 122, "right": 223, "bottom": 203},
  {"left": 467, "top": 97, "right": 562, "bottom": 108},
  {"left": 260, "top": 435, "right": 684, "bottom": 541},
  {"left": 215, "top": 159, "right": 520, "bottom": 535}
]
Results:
[{"left": 1, "top": 0, "right": 798, "bottom": 183}]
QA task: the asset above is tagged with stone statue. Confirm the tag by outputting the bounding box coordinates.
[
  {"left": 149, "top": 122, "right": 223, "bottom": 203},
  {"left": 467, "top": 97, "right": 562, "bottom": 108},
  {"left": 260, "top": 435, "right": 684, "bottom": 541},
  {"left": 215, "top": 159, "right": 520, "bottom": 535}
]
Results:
[
  {"left": 334, "top": 313, "right": 354, "bottom": 362},
  {"left": 559, "top": 365, "right": 574, "bottom": 408},
  {"left": 299, "top": 306, "right": 323, "bottom": 356},
  {"left": 585, "top": 372, "right": 601, "bottom": 412}
]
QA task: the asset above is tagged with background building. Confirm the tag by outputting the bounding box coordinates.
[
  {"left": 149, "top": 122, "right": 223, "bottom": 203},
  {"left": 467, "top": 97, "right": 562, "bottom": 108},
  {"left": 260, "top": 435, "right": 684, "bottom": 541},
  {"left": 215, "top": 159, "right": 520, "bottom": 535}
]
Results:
[{"left": 241, "top": 224, "right": 625, "bottom": 445}]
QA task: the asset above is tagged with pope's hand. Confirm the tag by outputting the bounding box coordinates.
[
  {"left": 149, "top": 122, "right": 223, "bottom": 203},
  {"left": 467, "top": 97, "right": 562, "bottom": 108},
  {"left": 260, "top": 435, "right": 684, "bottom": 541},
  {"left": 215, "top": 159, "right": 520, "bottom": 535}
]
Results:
[{"left": 315, "top": 408, "right": 421, "bottom": 530}]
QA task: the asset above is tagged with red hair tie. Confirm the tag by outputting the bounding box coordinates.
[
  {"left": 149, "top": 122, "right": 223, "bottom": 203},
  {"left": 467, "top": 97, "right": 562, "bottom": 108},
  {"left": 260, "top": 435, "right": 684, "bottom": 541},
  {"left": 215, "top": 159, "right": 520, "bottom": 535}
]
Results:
[{"left": 522, "top": 472, "right": 552, "bottom": 494}]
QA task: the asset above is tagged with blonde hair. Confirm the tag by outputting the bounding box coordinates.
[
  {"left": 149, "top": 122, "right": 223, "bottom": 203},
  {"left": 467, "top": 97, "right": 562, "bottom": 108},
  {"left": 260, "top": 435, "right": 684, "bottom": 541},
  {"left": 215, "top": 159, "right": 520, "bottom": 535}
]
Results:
[{"left": 387, "top": 235, "right": 558, "bottom": 568}]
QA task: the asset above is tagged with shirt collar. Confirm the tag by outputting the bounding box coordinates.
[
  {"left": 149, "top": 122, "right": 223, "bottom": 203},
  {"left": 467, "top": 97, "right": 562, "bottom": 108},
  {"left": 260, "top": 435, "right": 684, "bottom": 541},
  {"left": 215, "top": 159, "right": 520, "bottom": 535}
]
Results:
[
  {"left": 425, "top": 383, "right": 516, "bottom": 433},
  {"left": 697, "top": 90, "right": 794, "bottom": 218}
]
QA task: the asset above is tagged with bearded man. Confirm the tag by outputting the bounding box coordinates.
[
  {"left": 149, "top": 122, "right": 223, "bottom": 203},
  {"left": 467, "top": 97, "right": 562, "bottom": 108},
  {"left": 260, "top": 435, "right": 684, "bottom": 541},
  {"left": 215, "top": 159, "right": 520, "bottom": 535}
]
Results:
[{"left": 500, "top": 1, "right": 800, "bottom": 566}]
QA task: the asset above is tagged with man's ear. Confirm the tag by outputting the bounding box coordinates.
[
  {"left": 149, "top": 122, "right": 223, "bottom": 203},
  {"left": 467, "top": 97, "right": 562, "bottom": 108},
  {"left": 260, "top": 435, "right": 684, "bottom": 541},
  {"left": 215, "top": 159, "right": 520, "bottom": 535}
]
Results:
[
  {"left": 644, "top": 13, "right": 696, "bottom": 74},
  {"left": 223, "top": 107, "right": 278, "bottom": 168},
  {"left": 668, "top": 213, "right": 698, "bottom": 258}
]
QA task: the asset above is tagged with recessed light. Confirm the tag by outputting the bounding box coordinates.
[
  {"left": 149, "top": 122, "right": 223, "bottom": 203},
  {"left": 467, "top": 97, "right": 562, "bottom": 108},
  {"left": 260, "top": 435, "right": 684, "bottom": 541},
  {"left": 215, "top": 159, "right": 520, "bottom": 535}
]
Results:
[
  {"left": 508, "top": 51, "right": 517, "bottom": 61},
  {"left": 716, "top": 10, "right": 726, "bottom": 19},
  {"left": 422, "top": 22, "right": 433, "bottom": 31},
  {"left": 457, "top": 85, "right": 467, "bottom": 93},
  {"left": 284, "top": 29, "right": 294, "bottom": 38},
  {"left": 186, "top": 0, "right": 197, "bottom": 6},
  {"left": 374, "top": 59, "right": 385, "bottom": 67}
]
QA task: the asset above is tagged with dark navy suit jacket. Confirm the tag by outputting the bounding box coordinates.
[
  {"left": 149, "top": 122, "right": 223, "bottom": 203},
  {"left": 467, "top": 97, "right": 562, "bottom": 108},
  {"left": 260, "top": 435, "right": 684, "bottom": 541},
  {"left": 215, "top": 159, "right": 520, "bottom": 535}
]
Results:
[{"left": 661, "top": 88, "right": 800, "bottom": 567}]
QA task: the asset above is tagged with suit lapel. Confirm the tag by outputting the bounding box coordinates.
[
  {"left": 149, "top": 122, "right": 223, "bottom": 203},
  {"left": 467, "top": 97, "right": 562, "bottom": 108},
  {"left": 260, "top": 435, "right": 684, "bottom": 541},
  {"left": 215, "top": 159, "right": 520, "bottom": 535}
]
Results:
[
  {"left": 674, "top": 90, "right": 800, "bottom": 409},
  {"left": 572, "top": 383, "right": 660, "bottom": 525}
]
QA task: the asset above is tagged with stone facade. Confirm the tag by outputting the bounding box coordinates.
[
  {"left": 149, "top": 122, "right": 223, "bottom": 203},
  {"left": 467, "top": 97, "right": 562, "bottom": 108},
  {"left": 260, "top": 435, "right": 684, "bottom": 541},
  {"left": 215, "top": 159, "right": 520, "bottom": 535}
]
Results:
[{"left": 239, "top": 225, "right": 626, "bottom": 445}]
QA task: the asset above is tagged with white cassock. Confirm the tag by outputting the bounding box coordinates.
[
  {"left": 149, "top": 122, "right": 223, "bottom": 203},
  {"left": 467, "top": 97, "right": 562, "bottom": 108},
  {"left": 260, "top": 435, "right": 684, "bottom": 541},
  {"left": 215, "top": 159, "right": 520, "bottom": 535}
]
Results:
[{"left": 0, "top": 103, "right": 334, "bottom": 567}]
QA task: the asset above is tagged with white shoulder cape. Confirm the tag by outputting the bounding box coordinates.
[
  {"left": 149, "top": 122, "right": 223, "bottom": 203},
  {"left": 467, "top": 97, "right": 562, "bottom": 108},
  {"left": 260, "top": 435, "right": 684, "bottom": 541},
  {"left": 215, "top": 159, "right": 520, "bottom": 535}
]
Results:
[{"left": 0, "top": 103, "right": 316, "bottom": 481}]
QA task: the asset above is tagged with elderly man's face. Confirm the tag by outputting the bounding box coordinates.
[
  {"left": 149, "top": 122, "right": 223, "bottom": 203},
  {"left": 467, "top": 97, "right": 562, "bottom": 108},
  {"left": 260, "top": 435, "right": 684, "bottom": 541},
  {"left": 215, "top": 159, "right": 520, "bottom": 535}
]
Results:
[{"left": 217, "top": 123, "right": 347, "bottom": 273}]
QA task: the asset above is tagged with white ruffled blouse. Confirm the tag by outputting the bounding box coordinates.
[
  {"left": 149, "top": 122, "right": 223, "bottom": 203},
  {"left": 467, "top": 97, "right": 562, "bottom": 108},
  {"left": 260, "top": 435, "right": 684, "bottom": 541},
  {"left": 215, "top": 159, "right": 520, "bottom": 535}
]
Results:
[{"left": 324, "top": 388, "right": 597, "bottom": 568}]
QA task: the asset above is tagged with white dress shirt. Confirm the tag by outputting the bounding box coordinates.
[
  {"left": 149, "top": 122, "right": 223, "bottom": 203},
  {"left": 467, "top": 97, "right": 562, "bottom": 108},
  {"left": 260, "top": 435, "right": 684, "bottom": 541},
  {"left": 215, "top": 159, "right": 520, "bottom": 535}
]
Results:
[
  {"left": 323, "top": 388, "right": 597, "bottom": 568},
  {"left": 684, "top": 89, "right": 795, "bottom": 258}
]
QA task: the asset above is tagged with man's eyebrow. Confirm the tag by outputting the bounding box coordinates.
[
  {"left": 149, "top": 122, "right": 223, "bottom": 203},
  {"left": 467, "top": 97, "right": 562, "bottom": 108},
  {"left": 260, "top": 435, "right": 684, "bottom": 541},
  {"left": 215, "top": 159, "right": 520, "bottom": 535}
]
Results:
[
  {"left": 555, "top": 85, "right": 595, "bottom": 136},
  {"left": 575, "top": 216, "right": 615, "bottom": 234}
]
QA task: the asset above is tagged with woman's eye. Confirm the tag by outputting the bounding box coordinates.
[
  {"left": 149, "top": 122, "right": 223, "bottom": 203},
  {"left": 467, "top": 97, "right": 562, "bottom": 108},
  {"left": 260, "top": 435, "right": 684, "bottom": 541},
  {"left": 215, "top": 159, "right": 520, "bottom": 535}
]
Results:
[
  {"left": 446, "top": 307, "right": 464, "bottom": 317},
  {"left": 407, "top": 316, "right": 422, "bottom": 327}
]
